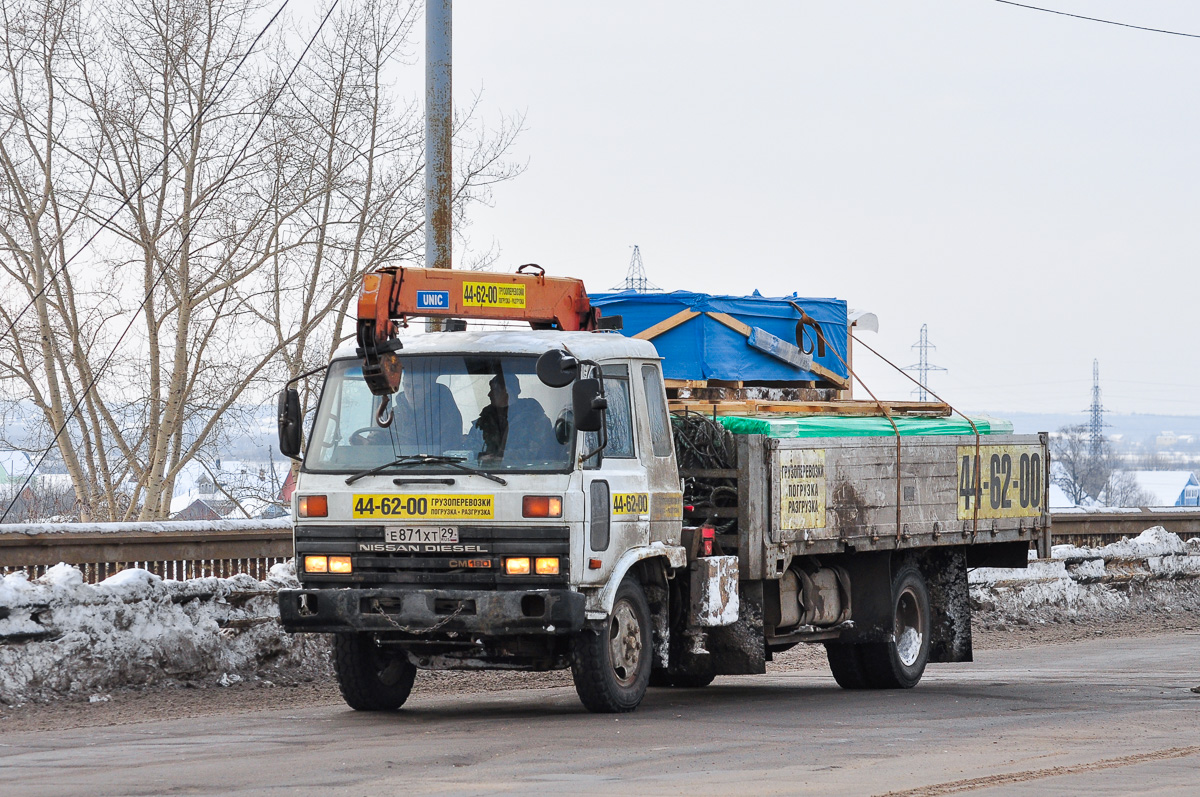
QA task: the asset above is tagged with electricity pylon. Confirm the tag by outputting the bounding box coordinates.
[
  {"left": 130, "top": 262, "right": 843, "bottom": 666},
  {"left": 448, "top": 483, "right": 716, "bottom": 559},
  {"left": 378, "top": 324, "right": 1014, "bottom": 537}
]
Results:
[
  {"left": 903, "top": 324, "right": 946, "bottom": 402},
  {"left": 611, "top": 245, "right": 660, "bottom": 293}
]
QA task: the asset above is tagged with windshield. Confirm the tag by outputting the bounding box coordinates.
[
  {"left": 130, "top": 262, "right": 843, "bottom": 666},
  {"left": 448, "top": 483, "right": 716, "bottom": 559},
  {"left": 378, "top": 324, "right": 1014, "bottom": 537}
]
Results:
[{"left": 305, "top": 355, "right": 575, "bottom": 474}]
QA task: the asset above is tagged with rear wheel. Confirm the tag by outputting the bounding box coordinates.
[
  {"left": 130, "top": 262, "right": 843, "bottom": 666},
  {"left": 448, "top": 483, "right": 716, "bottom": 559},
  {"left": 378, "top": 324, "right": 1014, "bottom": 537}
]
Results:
[
  {"left": 571, "top": 578, "right": 652, "bottom": 713},
  {"left": 861, "top": 562, "right": 931, "bottom": 689},
  {"left": 824, "top": 642, "right": 870, "bottom": 689},
  {"left": 332, "top": 632, "right": 417, "bottom": 711}
]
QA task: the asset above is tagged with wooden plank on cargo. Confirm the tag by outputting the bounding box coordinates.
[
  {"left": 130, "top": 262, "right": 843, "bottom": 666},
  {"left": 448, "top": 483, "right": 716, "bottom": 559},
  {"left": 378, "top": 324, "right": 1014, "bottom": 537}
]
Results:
[
  {"left": 631, "top": 309, "right": 699, "bottom": 340},
  {"left": 705, "top": 311, "right": 753, "bottom": 337}
]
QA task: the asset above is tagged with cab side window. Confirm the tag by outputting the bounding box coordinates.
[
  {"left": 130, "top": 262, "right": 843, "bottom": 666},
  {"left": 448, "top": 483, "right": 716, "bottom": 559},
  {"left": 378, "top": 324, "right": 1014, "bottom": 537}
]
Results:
[
  {"left": 641, "top": 364, "right": 672, "bottom": 458},
  {"left": 583, "top": 366, "right": 634, "bottom": 468}
]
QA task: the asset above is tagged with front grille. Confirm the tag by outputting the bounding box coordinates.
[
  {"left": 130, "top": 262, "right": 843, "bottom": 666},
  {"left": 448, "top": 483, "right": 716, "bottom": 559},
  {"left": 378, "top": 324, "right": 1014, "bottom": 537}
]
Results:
[{"left": 296, "top": 524, "right": 570, "bottom": 588}]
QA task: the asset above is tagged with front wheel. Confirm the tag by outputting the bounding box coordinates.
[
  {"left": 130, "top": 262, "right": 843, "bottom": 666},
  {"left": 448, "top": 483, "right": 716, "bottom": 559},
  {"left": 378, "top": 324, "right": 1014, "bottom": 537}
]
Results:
[
  {"left": 571, "top": 578, "right": 652, "bottom": 713},
  {"left": 332, "top": 632, "right": 417, "bottom": 711}
]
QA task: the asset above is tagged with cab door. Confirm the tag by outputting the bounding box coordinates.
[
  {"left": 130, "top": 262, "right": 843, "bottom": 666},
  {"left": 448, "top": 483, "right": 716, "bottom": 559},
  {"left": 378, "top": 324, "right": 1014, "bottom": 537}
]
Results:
[
  {"left": 635, "top": 361, "right": 684, "bottom": 544},
  {"left": 580, "top": 364, "right": 648, "bottom": 586}
]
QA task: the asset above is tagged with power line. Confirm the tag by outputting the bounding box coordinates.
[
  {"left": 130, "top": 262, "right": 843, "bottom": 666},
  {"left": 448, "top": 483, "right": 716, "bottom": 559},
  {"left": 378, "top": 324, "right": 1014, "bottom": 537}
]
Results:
[
  {"left": 992, "top": 1, "right": 1200, "bottom": 39},
  {"left": 0, "top": 0, "right": 342, "bottom": 523},
  {"left": 0, "top": 0, "right": 294, "bottom": 346}
]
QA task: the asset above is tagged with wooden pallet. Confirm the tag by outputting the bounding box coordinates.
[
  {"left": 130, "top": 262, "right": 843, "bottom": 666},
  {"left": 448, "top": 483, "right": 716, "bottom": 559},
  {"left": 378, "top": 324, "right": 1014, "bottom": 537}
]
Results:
[{"left": 668, "top": 399, "right": 952, "bottom": 417}]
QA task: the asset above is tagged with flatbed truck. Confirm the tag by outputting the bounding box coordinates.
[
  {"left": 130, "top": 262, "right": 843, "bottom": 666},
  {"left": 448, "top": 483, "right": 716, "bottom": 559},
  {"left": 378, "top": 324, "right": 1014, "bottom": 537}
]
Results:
[{"left": 277, "top": 265, "right": 1046, "bottom": 712}]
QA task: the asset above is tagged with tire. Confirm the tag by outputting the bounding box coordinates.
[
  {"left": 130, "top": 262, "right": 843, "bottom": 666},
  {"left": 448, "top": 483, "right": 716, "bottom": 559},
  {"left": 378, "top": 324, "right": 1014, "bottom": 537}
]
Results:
[
  {"left": 570, "top": 577, "right": 652, "bottom": 713},
  {"left": 860, "top": 561, "right": 932, "bottom": 689},
  {"left": 332, "top": 632, "right": 417, "bottom": 711},
  {"left": 824, "top": 642, "right": 870, "bottom": 689}
]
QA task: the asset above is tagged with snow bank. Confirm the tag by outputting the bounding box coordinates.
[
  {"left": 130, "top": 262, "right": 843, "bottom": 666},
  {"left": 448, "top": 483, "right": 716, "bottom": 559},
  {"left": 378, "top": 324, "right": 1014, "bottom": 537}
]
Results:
[
  {"left": 971, "top": 527, "right": 1200, "bottom": 624},
  {"left": 0, "top": 561, "right": 328, "bottom": 705},
  {"left": 1050, "top": 526, "right": 1197, "bottom": 560}
]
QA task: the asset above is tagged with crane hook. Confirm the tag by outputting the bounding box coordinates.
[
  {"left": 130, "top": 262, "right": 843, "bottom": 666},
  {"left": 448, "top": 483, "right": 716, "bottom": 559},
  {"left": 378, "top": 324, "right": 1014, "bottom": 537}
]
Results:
[{"left": 375, "top": 394, "right": 394, "bottom": 428}]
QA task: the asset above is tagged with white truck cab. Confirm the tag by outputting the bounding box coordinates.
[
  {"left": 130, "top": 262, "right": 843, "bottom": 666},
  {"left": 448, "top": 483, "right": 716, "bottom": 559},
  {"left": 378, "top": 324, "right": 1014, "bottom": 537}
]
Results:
[{"left": 279, "top": 330, "right": 698, "bottom": 712}]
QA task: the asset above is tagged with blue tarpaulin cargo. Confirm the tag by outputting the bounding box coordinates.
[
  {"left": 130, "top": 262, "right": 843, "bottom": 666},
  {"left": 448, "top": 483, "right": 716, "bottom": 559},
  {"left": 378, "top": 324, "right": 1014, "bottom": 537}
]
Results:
[{"left": 589, "top": 291, "right": 849, "bottom": 384}]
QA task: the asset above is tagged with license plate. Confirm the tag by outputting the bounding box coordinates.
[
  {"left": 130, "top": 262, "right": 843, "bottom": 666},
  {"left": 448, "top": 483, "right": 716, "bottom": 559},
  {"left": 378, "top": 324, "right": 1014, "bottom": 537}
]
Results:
[{"left": 384, "top": 526, "right": 459, "bottom": 544}]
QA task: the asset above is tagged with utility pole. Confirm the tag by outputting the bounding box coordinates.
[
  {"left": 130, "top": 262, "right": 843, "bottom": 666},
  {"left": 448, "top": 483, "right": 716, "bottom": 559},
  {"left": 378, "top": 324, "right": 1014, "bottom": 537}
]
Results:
[
  {"left": 903, "top": 324, "right": 946, "bottom": 402},
  {"left": 611, "top": 245, "right": 660, "bottom": 293},
  {"left": 425, "top": 0, "right": 452, "bottom": 330}
]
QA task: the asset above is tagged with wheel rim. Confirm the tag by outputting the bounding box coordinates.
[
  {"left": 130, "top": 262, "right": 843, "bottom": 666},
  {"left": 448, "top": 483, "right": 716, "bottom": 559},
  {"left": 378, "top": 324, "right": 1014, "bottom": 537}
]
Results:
[
  {"left": 608, "top": 598, "right": 643, "bottom": 686},
  {"left": 894, "top": 587, "right": 925, "bottom": 667}
]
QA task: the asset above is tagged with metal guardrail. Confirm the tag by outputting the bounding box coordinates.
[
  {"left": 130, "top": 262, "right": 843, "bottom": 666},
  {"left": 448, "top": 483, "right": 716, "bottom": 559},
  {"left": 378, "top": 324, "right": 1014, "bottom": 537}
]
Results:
[
  {"left": 0, "top": 513, "right": 1193, "bottom": 584},
  {"left": 1049, "top": 509, "right": 1200, "bottom": 549},
  {"left": 0, "top": 519, "right": 293, "bottom": 583}
]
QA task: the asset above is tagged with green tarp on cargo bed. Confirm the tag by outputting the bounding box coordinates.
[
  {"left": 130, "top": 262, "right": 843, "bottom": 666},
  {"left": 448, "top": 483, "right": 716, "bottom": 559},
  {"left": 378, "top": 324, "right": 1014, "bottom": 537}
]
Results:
[{"left": 717, "top": 414, "right": 1013, "bottom": 438}]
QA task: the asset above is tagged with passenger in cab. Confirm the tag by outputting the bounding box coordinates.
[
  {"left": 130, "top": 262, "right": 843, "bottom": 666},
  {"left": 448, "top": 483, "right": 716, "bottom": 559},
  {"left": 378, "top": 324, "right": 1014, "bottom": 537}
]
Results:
[{"left": 469, "top": 373, "right": 559, "bottom": 465}]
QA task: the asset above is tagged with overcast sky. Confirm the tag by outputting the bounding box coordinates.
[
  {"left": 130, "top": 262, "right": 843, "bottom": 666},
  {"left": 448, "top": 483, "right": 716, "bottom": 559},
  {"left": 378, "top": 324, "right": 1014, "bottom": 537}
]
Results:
[{"left": 418, "top": 1, "right": 1200, "bottom": 416}]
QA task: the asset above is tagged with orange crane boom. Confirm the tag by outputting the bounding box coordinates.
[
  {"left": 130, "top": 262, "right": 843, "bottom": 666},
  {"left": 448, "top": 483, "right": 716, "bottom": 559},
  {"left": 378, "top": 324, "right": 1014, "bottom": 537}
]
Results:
[{"left": 355, "top": 264, "right": 602, "bottom": 395}]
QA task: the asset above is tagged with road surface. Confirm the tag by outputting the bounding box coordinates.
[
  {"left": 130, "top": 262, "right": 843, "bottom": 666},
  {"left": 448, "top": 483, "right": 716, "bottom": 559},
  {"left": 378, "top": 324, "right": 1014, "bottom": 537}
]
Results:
[{"left": 2, "top": 632, "right": 1197, "bottom": 796}]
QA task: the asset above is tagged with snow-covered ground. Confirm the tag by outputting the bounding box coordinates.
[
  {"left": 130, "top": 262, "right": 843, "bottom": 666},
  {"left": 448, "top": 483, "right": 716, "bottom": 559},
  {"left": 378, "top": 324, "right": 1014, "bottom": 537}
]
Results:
[
  {"left": 971, "top": 527, "right": 1200, "bottom": 624},
  {"left": 1, "top": 526, "right": 1197, "bottom": 705},
  {"left": 0, "top": 561, "right": 328, "bottom": 705}
]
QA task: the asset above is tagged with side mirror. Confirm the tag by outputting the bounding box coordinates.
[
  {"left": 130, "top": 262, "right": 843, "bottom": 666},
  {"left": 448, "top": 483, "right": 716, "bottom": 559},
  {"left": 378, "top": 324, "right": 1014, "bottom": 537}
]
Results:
[
  {"left": 278, "top": 388, "right": 303, "bottom": 459},
  {"left": 573, "top": 378, "right": 607, "bottom": 432},
  {"left": 536, "top": 349, "right": 579, "bottom": 388}
]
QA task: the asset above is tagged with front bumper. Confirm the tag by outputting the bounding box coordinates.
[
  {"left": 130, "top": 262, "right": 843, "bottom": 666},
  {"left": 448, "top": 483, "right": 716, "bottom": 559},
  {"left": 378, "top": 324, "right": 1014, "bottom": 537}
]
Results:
[{"left": 278, "top": 587, "right": 586, "bottom": 635}]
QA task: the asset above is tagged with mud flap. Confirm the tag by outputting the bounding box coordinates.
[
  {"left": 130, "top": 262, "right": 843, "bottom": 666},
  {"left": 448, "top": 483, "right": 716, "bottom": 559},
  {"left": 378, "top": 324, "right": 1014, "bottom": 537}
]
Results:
[
  {"left": 688, "top": 556, "right": 740, "bottom": 627},
  {"left": 920, "top": 548, "right": 973, "bottom": 663},
  {"left": 644, "top": 584, "right": 670, "bottom": 672}
]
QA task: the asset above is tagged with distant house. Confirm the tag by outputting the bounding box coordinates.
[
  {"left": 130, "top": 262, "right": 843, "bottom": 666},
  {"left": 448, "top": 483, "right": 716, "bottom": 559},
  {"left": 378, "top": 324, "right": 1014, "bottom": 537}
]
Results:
[
  {"left": 173, "top": 497, "right": 239, "bottom": 521},
  {"left": 169, "top": 456, "right": 287, "bottom": 519},
  {"left": 1116, "top": 471, "right": 1200, "bottom": 507}
]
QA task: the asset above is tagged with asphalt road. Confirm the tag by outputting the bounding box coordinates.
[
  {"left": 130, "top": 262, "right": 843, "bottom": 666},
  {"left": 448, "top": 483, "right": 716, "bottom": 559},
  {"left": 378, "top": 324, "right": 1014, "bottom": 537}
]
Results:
[{"left": 2, "top": 633, "right": 1198, "bottom": 797}]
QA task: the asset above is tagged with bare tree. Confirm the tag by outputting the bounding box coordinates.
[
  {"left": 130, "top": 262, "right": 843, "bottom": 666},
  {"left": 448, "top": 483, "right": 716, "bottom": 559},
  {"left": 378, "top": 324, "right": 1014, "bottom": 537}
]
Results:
[
  {"left": 1050, "top": 425, "right": 1113, "bottom": 506},
  {"left": 1100, "top": 471, "right": 1154, "bottom": 509},
  {"left": 0, "top": 0, "right": 522, "bottom": 520}
]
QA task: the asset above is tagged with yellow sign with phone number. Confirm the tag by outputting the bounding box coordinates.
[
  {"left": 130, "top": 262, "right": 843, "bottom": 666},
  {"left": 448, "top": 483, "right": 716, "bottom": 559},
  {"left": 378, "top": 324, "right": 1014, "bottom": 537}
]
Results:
[
  {"left": 352, "top": 494, "right": 494, "bottom": 520},
  {"left": 462, "top": 282, "right": 526, "bottom": 308},
  {"left": 956, "top": 445, "right": 1044, "bottom": 520}
]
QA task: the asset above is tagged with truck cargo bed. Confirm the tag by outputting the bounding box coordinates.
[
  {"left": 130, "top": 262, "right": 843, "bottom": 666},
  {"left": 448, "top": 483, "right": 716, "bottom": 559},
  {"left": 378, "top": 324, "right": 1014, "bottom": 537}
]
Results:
[{"left": 681, "top": 431, "right": 1050, "bottom": 580}]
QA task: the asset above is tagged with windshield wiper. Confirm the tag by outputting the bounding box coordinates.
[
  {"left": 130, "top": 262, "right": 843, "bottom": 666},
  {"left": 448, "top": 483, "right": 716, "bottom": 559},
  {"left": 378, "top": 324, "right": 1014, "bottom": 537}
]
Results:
[{"left": 345, "top": 454, "right": 507, "bottom": 486}]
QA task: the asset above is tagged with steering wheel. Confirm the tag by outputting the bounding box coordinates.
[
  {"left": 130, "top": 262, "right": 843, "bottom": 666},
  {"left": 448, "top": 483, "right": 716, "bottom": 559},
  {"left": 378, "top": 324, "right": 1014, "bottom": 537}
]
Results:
[{"left": 349, "top": 427, "right": 391, "bottom": 446}]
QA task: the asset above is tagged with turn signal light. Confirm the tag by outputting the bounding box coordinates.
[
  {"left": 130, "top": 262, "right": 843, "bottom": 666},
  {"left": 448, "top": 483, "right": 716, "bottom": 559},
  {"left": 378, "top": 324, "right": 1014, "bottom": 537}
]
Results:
[
  {"left": 522, "top": 495, "right": 563, "bottom": 518},
  {"left": 298, "top": 495, "right": 328, "bottom": 518},
  {"left": 535, "top": 557, "right": 559, "bottom": 575},
  {"left": 505, "top": 557, "right": 531, "bottom": 575},
  {"left": 328, "top": 556, "right": 353, "bottom": 574},
  {"left": 304, "top": 555, "right": 328, "bottom": 573}
]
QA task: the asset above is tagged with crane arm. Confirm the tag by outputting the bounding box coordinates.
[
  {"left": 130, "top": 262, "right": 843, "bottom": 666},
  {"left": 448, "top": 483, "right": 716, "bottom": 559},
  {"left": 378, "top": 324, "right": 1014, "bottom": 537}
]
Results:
[{"left": 355, "top": 265, "right": 601, "bottom": 395}]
